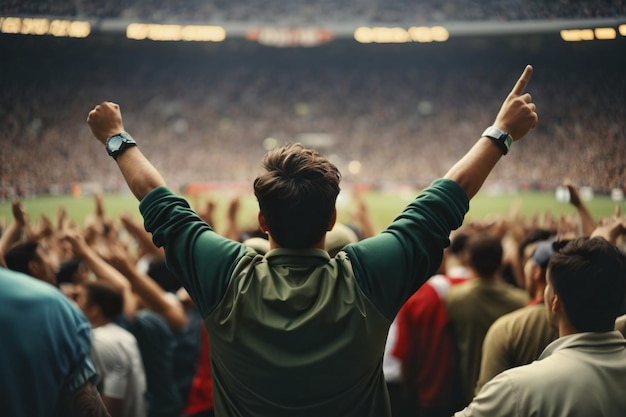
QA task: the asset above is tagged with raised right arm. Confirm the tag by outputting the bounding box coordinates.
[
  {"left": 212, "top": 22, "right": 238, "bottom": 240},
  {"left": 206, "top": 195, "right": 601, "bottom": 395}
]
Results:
[
  {"left": 87, "top": 102, "right": 165, "bottom": 201},
  {"left": 444, "top": 65, "right": 538, "bottom": 199}
]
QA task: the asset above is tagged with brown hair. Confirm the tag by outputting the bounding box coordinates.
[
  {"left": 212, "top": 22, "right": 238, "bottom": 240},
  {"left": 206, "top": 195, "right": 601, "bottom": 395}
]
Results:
[
  {"left": 253, "top": 143, "right": 341, "bottom": 248},
  {"left": 82, "top": 281, "right": 124, "bottom": 321}
]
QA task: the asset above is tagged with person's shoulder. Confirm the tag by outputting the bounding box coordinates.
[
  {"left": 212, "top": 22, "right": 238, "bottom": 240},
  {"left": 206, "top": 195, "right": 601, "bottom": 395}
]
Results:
[
  {"left": 1, "top": 268, "right": 81, "bottom": 315},
  {"left": 446, "top": 278, "right": 476, "bottom": 298},
  {"left": 94, "top": 322, "right": 137, "bottom": 343},
  {"left": 488, "top": 305, "right": 536, "bottom": 333},
  {"left": 1, "top": 267, "right": 56, "bottom": 297},
  {"left": 507, "top": 285, "right": 530, "bottom": 304}
]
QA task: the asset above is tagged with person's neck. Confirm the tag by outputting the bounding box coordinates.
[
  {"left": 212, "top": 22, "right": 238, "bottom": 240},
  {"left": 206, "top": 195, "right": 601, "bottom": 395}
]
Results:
[
  {"left": 557, "top": 316, "right": 579, "bottom": 338},
  {"left": 268, "top": 235, "right": 326, "bottom": 251},
  {"left": 90, "top": 316, "right": 111, "bottom": 329},
  {"left": 476, "top": 273, "right": 498, "bottom": 281},
  {"left": 532, "top": 285, "right": 546, "bottom": 302}
]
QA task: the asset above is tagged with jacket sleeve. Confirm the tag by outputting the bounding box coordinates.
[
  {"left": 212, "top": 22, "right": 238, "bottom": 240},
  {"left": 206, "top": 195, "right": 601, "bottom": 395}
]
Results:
[
  {"left": 344, "top": 178, "right": 469, "bottom": 321},
  {"left": 140, "top": 186, "right": 249, "bottom": 317}
]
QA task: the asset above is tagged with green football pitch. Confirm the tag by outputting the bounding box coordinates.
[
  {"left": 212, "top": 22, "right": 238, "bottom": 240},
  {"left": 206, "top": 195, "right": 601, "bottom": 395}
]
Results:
[{"left": 0, "top": 190, "right": 621, "bottom": 233}]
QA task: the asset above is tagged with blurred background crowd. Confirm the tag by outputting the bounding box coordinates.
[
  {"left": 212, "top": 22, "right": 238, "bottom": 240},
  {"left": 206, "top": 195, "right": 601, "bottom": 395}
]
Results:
[
  {"left": 1, "top": 0, "right": 625, "bottom": 22},
  {"left": 2, "top": 33, "right": 625, "bottom": 198}
]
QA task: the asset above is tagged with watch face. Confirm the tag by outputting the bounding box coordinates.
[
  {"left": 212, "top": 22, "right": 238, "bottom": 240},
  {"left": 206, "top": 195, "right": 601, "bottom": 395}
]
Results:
[{"left": 108, "top": 135, "right": 124, "bottom": 151}]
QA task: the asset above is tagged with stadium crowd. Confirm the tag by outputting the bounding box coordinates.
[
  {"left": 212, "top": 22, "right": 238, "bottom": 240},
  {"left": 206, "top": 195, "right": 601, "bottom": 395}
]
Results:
[
  {"left": 1, "top": 144, "right": 626, "bottom": 416},
  {"left": 1, "top": 35, "right": 625, "bottom": 198},
  {"left": 1, "top": 0, "right": 625, "bottom": 22},
  {"left": 1, "top": 48, "right": 626, "bottom": 417}
]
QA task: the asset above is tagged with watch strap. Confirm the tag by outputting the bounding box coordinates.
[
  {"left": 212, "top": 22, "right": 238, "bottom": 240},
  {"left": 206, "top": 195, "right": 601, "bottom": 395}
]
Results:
[{"left": 481, "top": 126, "right": 512, "bottom": 155}]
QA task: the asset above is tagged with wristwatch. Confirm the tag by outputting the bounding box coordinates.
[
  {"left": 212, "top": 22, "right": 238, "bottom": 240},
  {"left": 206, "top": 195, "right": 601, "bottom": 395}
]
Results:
[
  {"left": 106, "top": 132, "right": 137, "bottom": 160},
  {"left": 481, "top": 126, "right": 512, "bottom": 155}
]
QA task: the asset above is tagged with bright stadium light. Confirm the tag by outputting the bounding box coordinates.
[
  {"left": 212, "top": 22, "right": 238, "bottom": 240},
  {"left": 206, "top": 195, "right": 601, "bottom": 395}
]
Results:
[
  {"left": 620, "top": 24, "right": 626, "bottom": 36},
  {"left": 408, "top": 26, "right": 432, "bottom": 43},
  {"left": 560, "top": 29, "right": 594, "bottom": 41},
  {"left": 431, "top": 26, "right": 450, "bottom": 42},
  {"left": 126, "top": 23, "right": 225, "bottom": 42},
  {"left": 1, "top": 17, "right": 23, "bottom": 34},
  {"left": 0, "top": 16, "right": 89, "bottom": 37},
  {"left": 354, "top": 26, "right": 374, "bottom": 43},
  {"left": 594, "top": 27, "right": 616, "bottom": 39},
  {"left": 356, "top": 25, "right": 448, "bottom": 44}
]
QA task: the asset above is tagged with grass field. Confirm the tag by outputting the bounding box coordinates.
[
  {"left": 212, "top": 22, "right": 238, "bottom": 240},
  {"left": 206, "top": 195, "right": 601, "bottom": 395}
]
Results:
[{"left": 1, "top": 189, "right": 622, "bottom": 233}]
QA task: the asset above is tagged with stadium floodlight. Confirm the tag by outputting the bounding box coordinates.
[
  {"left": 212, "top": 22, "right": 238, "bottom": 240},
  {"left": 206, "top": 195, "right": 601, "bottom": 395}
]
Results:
[
  {"left": 560, "top": 29, "right": 594, "bottom": 41},
  {"left": 355, "top": 26, "right": 448, "bottom": 44},
  {"left": 0, "top": 16, "right": 89, "bottom": 37},
  {"left": 126, "top": 23, "right": 225, "bottom": 42},
  {"left": 594, "top": 27, "right": 616, "bottom": 40}
]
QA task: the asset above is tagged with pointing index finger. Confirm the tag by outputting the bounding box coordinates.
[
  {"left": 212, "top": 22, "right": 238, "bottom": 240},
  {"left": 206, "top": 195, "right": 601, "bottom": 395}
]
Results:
[{"left": 511, "top": 65, "right": 533, "bottom": 96}]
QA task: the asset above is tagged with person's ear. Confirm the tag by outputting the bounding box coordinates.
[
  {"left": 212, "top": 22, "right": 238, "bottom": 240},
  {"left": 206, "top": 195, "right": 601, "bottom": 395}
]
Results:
[
  {"left": 327, "top": 208, "right": 337, "bottom": 231},
  {"left": 550, "top": 294, "right": 561, "bottom": 313},
  {"left": 258, "top": 212, "right": 269, "bottom": 235}
]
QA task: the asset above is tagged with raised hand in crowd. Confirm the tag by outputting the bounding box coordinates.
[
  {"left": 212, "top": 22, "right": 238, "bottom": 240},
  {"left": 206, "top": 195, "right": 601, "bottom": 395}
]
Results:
[
  {"left": 0, "top": 200, "right": 29, "bottom": 267},
  {"left": 564, "top": 180, "right": 595, "bottom": 236},
  {"left": 61, "top": 228, "right": 138, "bottom": 318}
]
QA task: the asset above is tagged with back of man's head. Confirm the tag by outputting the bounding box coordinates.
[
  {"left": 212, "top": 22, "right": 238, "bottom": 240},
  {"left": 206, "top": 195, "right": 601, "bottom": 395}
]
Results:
[
  {"left": 449, "top": 231, "right": 470, "bottom": 257},
  {"left": 253, "top": 143, "right": 341, "bottom": 248},
  {"left": 82, "top": 281, "right": 124, "bottom": 321},
  {"left": 467, "top": 233, "right": 503, "bottom": 278},
  {"left": 549, "top": 237, "right": 626, "bottom": 332},
  {"left": 4, "top": 240, "right": 39, "bottom": 277}
]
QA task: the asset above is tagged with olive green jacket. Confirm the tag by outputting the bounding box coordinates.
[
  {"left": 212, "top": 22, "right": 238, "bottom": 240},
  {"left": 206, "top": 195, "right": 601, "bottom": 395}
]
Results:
[{"left": 140, "top": 178, "right": 468, "bottom": 417}]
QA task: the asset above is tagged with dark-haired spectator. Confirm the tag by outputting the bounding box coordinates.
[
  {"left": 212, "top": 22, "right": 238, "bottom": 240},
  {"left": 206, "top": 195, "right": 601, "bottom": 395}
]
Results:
[
  {"left": 85, "top": 64, "right": 537, "bottom": 416},
  {"left": 76, "top": 280, "right": 147, "bottom": 417},
  {"left": 4, "top": 238, "right": 60, "bottom": 285},
  {"left": 455, "top": 234, "right": 626, "bottom": 416},
  {"left": 62, "top": 225, "right": 188, "bottom": 417},
  {"left": 474, "top": 237, "right": 559, "bottom": 394},
  {"left": 445, "top": 232, "right": 529, "bottom": 406}
]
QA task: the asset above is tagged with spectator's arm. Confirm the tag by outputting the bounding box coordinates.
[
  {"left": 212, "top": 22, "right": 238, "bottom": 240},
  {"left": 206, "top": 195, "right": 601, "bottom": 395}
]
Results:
[
  {"left": 504, "top": 200, "right": 529, "bottom": 288},
  {"left": 221, "top": 196, "right": 242, "bottom": 241},
  {"left": 62, "top": 229, "right": 138, "bottom": 318},
  {"left": 57, "top": 205, "right": 69, "bottom": 231},
  {"left": 352, "top": 192, "right": 378, "bottom": 238},
  {"left": 109, "top": 244, "right": 187, "bottom": 332},
  {"left": 57, "top": 381, "right": 111, "bottom": 417},
  {"left": 119, "top": 213, "right": 163, "bottom": 258},
  {"left": 87, "top": 102, "right": 166, "bottom": 201},
  {"left": 0, "top": 200, "right": 28, "bottom": 267},
  {"left": 29, "top": 213, "right": 55, "bottom": 240},
  {"left": 197, "top": 199, "right": 217, "bottom": 227},
  {"left": 590, "top": 216, "right": 626, "bottom": 245},
  {"left": 565, "top": 181, "right": 595, "bottom": 236},
  {"left": 444, "top": 65, "right": 538, "bottom": 199}
]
